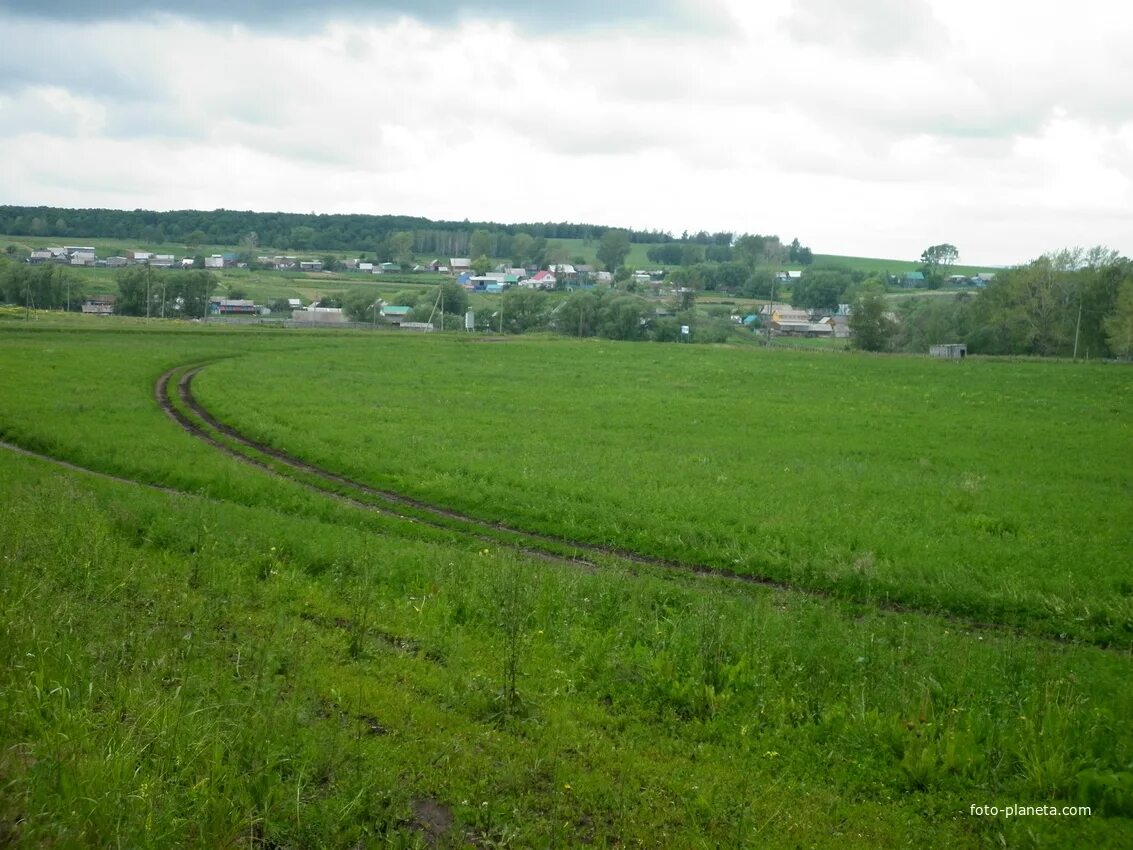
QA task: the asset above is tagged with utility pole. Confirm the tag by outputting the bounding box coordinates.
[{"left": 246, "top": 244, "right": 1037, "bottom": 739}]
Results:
[
  {"left": 146, "top": 265, "right": 152, "bottom": 321},
  {"left": 765, "top": 275, "right": 777, "bottom": 345},
  {"left": 1072, "top": 298, "right": 1083, "bottom": 360}
]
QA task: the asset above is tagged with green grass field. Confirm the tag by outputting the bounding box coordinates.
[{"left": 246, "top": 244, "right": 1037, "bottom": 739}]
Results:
[
  {"left": 1, "top": 318, "right": 1130, "bottom": 847},
  {"left": 811, "top": 254, "right": 1000, "bottom": 277}
]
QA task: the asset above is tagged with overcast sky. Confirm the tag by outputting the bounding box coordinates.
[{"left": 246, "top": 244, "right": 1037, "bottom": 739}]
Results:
[{"left": 1, "top": 0, "right": 1130, "bottom": 265}]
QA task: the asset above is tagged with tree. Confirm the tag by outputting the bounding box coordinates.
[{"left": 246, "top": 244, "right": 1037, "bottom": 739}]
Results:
[
  {"left": 787, "top": 237, "right": 815, "bottom": 265},
  {"left": 1104, "top": 278, "right": 1133, "bottom": 357},
  {"left": 793, "top": 266, "right": 853, "bottom": 311},
  {"left": 556, "top": 290, "right": 601, "bottom": 337},
  {"left": 469, "top": 229, "right": 494, "bottom": 260},
  {"left": 892, "top": 293, "right": 972, "bottom": 353},
  {"left": 597, "top": 229, "right": 631, "bottom": 272},
  {"left": 598, "top": 296, "right": 649, "bottom": 340},
  {"left": 388, "top": 231, "right": 414, "bottom": 265},
  {"left": 344, "top": 289, "right": 380, "bottom": 323},
  {"left": 529, "top": 237, "right": 549, "bottom": 269},
  {"left": 733, "top": 234, "right": 765, "bottom": 267},
  {"left": 920, "top": 243, "right": 959, "bottom": 289},
  {"left": 290, "top": 226, "right": 316, "bottom": 250},
  {"left": 647, "top": 244, "right": 683, "bottom": 265},
  {"left": 471, "top": 255, "right": 493, "bottom": 275},
  {"left": 510, "top": 233, "right": 534, "bottom": 267},
  {"left": 115, "top": 266, "right": 160, "bottom": 316},
  {"left": 742, "top": 269, "right": 774, "bottom": 299},
  {"left": 501, "top": 289, "right": 548, "bottom": 333},
  {"left": 439, "top": 280, "right": 469, "bottom": 316},
  {"left": 170, "top": 270, "right": 217, "bottom": 318},
  {"left": 849, "top": 290, "right": 895, "bottom": 351}
]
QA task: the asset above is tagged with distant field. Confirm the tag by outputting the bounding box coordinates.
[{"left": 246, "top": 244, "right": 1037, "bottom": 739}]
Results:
[
  {"left": 1, "top": 323, "right": 1131, "bottom": 847},
  {"left": 812, "top": 253, "right": 1002, "bottom": 276}
]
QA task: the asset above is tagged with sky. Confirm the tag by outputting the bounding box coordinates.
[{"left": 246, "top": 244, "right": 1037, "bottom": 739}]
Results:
[{"left": 1, "top": 0, "right": 1131, "bottom": 266}]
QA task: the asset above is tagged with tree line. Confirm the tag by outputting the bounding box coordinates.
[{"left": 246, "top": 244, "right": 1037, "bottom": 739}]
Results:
[
  {"left": 0, "top": 258, "right": 219, "bottom": 319},
  {"left": 0, "top": 205, "right": 677, "bottom": 255},
  {"left": 814, "top": 248, "right": 1133, "bottom": 358}
]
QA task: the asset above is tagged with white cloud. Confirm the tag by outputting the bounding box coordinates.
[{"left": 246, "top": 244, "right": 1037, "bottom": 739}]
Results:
[{"left": 1, "top": 1, "right": 1132, "bottom": 265}]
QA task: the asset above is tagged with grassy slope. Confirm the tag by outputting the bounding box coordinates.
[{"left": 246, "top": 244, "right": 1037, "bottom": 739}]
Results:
[
  {"left": 194, "top": 334, "right": 1133, "bottom": 647},
  {"left": 1, "top": 322, "right": 1131, "bottom": 847},
  {"left": 811, "top": 254, "right": 1002, "bottom": 276}
]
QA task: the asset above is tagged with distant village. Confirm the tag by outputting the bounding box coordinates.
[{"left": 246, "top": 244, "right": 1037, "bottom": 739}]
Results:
[{"left": 23, "top": 245, "right": 991, "bottom": 352}]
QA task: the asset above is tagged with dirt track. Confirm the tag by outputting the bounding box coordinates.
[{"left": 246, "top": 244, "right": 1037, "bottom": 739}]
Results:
[{"left": 150, "top": 362, "right": 1116, "bottom": 651}]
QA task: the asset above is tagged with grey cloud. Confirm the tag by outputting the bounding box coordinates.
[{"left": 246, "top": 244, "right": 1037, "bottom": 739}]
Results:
[
  {"left": 0, "top": 0, "right": 690, "bottom": 30},
  {"left": 0, "top": 23, "right": 162, "bottom": 102},
  {"left": 783, "top": 0, "right": 944, "bottom": 56}
]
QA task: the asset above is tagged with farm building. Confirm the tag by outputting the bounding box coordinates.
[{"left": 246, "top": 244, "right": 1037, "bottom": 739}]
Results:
[
  {"left": 772, "top": 320, "right": 833, "bottom": 338},
  {"left": 930, "top": 343, "right": 967, "bottom": 360},
  {"left": 81, "top": 295, "right": 116, "bottom": 316},
  {"left": 821, "top": 315, "right": 852, "bottom": 338},
  {"left": 213, "top": 299, "right": 257, "bottom": 315},
  {"left": 292, "top": 307, "right": 346, "bottom": 324},
  {"left": 759, "top": 305, "right": 812, "bottom": 324},
  {"left": 380, "top": 305, "right": 413, "bottom": 325}
]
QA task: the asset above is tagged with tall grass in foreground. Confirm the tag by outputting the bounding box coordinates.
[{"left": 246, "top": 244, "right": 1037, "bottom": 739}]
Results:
[{"left": 2, "top": 453, "right": 1132, "bottom": 847}]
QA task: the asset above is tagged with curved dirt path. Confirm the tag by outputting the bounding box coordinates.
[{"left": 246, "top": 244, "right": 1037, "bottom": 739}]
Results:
[
  {"left": 169, "top": 365, "right": 800, "bottom": 587},
  {"left": 155, "top": 363, "right": 1124, "bottom": 651}
]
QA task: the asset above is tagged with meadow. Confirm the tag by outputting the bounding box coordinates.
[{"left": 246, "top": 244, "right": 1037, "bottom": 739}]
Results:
[
  {"left": 1, "top": 318, "right": 1131, "bottom": 848},
  {"left": 193, "top": 334, "right": 1133, "bottom": 647}
]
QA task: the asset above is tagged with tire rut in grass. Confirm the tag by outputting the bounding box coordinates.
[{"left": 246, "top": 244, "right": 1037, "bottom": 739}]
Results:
[{"left": 158, "top": 363, "right": 1123, "bottom": 651}]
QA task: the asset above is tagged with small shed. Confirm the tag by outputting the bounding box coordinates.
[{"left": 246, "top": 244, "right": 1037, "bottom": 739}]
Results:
[
  {"left": 930, "top": 343, "right": 967, "bottom": 360},
  {"left": 380, "top": 305, "right": 413, "bottom": 325}
]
